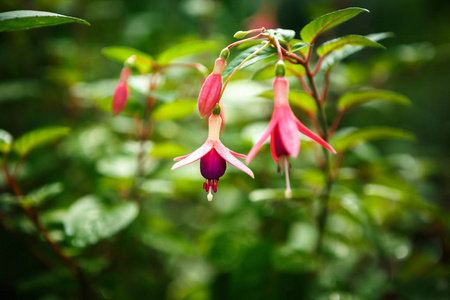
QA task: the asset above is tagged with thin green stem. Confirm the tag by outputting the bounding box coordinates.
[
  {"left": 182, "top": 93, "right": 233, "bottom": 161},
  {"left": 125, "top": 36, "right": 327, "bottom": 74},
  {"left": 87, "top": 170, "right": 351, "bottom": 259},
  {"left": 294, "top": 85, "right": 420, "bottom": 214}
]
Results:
[{"left": 219, "top": 42, "right": 270, "bottom": 100}]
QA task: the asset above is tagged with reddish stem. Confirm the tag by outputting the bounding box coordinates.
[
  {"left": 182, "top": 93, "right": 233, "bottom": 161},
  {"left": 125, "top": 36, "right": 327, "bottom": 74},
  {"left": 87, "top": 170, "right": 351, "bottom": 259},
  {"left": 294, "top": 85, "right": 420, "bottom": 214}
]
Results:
[
  {"left": 227, "top": 33, "right": 264, "bottom": 49},
  {"left": 328, "top": 109, "right": 345, "bottom": 138}
]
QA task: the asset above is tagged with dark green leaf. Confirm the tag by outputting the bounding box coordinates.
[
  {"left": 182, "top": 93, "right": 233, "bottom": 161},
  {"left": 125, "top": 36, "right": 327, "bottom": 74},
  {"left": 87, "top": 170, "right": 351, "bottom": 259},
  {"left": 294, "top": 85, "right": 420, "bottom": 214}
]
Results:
[
  {"left": 0, "top": 129, "right": 13, "bottom": 154},
  {"left": 151, "top": 99, "right": 197, "bottom": 121},
  {"left": 317, "top": 35, "right": 385, "bottom": 57},
  {"left": 102, "top": 46, "right": 153, "bottom": 74},
  {"left": 338, "top": 89, "right": 411, "bottom": 110},
  {"left": 300, "top": 7, "right": 369, "bottom": 44},
  {"left": 21, "top": 182, "right": 63, "bottom": 207},
  {"left": 290, "top": 41, "right": 310, "bottom": 54},
  {"left": 64, "top": 195, "right": 138, "bottom": 247},
  {"left": 321, "top": 32, "right": 393, "bottom": 70},
  {"left": 151, "top": 142, "right": 187, "bottom": 159},
  {"left": 259, "top": 90, "right": 317, "bottom": 114},
  {"left": 0, "top": 10, "right": 89, "bottom": 32},
  {"left": 223, "top": 44, "right": 276, "bottom": 78},
  {"left": 14, "top": 126, "right": 70, "bottom": 157},
  {"left": 332, "top": 127, "right": 416, "bottom": 152},
  {"left": 97, "top": 96, "right": 143, "bottom": 117},
  {"left": 157, "top": 40, "right": 217, "bottom": 64}
]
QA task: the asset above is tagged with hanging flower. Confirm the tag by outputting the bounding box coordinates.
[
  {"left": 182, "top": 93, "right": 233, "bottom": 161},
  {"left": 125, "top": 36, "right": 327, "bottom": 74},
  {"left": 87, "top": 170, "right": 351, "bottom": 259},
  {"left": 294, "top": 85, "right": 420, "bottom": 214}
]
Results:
[
  {"left": 172, "top": 106, "right": 254, "bottom": 201},
  {"left": 246, "top": 75, "right": 336, "bottom": 198},
  {"left": 112, "top": 67, "right": 131, "bottom": 116}
]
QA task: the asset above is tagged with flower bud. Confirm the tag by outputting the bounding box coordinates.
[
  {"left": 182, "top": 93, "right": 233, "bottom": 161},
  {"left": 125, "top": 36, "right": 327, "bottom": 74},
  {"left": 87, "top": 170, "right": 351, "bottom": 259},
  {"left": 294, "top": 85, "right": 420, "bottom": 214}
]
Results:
[
  {"left": 275, "top": 60, "right": 286, "bottom": 77},
  {"left": 198, "top": 58, "right": 226, "bottom": 118},
  {"left": 112, "top": 81, "right": 129, "bottom": 116}
]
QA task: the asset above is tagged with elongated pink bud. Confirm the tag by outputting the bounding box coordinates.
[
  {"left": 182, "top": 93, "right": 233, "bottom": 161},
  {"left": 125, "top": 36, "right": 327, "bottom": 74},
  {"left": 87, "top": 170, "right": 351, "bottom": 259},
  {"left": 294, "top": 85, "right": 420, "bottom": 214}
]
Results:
[
  {"left": 112, "top": 81, "right": 128, "bottom": 116},
  {"left": 112, "top": 67, "right": 131, "bottom": 116},
  {"left": 198, "top": 58, "right": 226, "bottom": 118}
]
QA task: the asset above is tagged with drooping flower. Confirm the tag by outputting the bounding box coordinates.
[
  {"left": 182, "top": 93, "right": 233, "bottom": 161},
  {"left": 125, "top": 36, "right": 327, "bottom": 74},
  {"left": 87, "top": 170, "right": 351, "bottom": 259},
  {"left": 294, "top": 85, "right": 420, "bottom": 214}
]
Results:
[
  {"left": 246, "top": 75, "right": 336, "bottom": 198},
  {"left": 197, "top": 49, "right": 229, "bottom": 118},
  {"left": 172, "top": 107, "right": 254, "bottom": 201},
  {"left": 112, "top": 67, "right": 131, "bottom": 116}
]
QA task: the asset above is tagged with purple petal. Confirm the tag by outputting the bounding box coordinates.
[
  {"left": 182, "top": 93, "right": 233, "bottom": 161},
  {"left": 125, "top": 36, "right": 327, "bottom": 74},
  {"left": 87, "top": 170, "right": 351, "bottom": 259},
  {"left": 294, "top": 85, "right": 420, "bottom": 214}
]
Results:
[
  {"left": 171, "top": 140, "right": 214, "bottom": 170},
  {"left": 215, "top": 141, "right": 254, "bottom": 178}
]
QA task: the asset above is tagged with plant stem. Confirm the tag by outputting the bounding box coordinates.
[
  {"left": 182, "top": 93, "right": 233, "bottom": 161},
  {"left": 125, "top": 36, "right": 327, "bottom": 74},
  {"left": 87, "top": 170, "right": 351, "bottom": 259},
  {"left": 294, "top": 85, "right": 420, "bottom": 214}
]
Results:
[{"left": 304, "top": 62, "right": 334, "bottom": 254}]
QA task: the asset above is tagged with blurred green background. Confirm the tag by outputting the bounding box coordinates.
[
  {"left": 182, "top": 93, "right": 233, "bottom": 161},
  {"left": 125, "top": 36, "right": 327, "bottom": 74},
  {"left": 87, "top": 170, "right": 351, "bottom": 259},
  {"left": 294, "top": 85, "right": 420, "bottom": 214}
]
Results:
[{"left": 1, "top": 0, "right": 449, "bottom": 299}]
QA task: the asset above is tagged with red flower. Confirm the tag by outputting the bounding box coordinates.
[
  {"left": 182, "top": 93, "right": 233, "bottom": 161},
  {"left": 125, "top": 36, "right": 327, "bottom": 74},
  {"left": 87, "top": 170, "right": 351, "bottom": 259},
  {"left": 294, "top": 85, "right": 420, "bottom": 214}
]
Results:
[
  {"left": 197, "top": 57, "right": 226, "bottom": 118},
  {"left": 172, "top": 113, "right": 254, "bottom": 201},
  {"left": 246, "top": 76, "right": 336, "bottom": 198},
  {"left": 112, "top": 67, "right": 131, "bottom": 116}
]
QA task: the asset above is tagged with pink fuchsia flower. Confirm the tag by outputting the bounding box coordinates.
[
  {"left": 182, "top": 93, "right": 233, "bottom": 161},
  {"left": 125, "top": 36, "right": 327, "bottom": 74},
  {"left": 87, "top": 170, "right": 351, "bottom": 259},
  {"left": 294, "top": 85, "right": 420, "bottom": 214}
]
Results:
[
  {"left": 246, "top": 76, "right": 336, "bottom": 198},
  {"left": 112, "top": 67, "right": 131, "bottom": 116},
  {"left": 198, "top": 56, "right": 227, "bottom": 118},
  {"left": 172, "top": 111, "right": 254, "bottom": 201}
]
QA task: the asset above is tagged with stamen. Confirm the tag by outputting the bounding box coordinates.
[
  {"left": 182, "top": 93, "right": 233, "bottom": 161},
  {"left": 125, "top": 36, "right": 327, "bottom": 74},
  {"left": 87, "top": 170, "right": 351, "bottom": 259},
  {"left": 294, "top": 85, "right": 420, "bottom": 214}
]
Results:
[
  {"left": 283, "top": 157, "right": 292, "bottom": 199},
  {"left": 207, "top": 185, "right": 213, "bottom": 201}
]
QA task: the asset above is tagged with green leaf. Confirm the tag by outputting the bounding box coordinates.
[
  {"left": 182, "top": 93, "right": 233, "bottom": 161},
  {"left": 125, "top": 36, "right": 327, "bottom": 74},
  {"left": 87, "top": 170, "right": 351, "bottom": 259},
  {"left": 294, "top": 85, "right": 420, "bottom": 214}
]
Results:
[
  {"left": 332, "top": 127, "right": 415, "bottom": 152},
  {"left": 267, "top": 29, "right": 296, "bottom": 43},
  {"left": 151, "top": 99, "right": 197, "bottom": 121},
  {"left": 249, "top": 188, "right": 312, "bottom": 202},
  {"left": 321, "top": 32, "right": 392, "bottom": 70},
  {"left": 14, "top": 126, "right": 70, "bottom": 157},
  {"left": 338, "top": 89, "right": 411, "bottom": 110},
  {"left": 102, "top": 46, "right": 153, "bottom": 74},
  {"left": 157, "top": 40, "right": 216, "bottom": 64},
  {"left": 317, "top": 35, "right": 385, "bottom": 57},
  {"left": 300, "top": 7, "right": 369, "bottom": 44},
  {"left": 64, "top": 195, "right": 138, "bottom": 247},
  {"left": 223, "top": 44, "right": 277, "bottom": 78},
  {"left": 259, "top": 90, "right": 317, "bottom": 114},
  {"left": 151, "top": 142, "right": 187, "bottom": 159},
  {"left": 289, "top": 41, "right": 310, "bottom": 54},
  {"left": 97, "top": 96, "right": 143, "bottom": 117},
  {"left": 0, "top": 129, "right": 13, "bottom": 154},
  {"left": 21, "top": 182, "right": 63, "bottom": 207},
  {"left": 0, "top": 10, "right": 89, "bottom": 32}
]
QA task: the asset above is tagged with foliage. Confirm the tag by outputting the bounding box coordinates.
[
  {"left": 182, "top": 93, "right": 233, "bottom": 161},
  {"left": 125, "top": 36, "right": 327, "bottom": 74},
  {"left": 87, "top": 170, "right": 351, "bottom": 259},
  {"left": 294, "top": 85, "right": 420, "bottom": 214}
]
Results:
[{"left": 0, "top": 1, "right": 449, "bottom": 300}]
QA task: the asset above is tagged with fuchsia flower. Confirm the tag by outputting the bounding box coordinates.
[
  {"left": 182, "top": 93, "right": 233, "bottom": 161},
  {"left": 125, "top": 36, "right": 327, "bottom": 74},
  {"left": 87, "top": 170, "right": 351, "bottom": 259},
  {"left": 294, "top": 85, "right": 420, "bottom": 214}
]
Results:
[
  {"left": 197, "top": 57, "right": 226, "bottom": 118},
  {"left": 172, "top": 111, "right": 254, "bottom": 201},
  {"left": 246, "top": 76, "right": 336, "bottom": 198},
  {"left": 112, "top": 67, "right": 131, "bottom": 116}
]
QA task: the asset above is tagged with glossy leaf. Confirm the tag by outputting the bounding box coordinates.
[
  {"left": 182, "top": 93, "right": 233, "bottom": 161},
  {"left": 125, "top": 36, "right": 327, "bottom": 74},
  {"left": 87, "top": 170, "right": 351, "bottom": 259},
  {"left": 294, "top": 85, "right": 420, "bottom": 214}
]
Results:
[
  {"left": 300, "top": 7, "right": 369, "bottom": 44},
  {"left": 21, "top": 182, "right": 63, "bottom": 207},
  {"left": 102, "top": 46, "right": 153, "bottom": 73},
  {"left": 223, "top": 44, "right": 276, "bottom": 78},
  {"left": 332, "top": 127, "right": 415, "bottom": 152},
  {"left": 259, "top": 90, "right": 317, "bottom": 114},
  {"left": 151, "top": 142, "right": 187, "bottom": 159},
  {"left": 64, "top": 195, "right": 138, "bottom": 247},
  {"left": 0, "top": 129, "right": 13, "bottom": 154},
  {"left": 14, "top": 126, "right": 70, "bottom": 157},
  {"left": 157, "top": 40, "right": 216, "bottom": 64},
  {"left": 321, "top": 32, "right": 392, "bottom": 70},
  {"left": 317, "top": 35, "right": 385, "bottom": 57},
  {"left": 267, "top": 29, "right": 296, "bottom": 43},
  {"left": 289, "top": 40, "right": 310, "bottom": 55},
  {"left": 0, "top": 10, "right": 89, "bottom": 32},
  {"left": 151, "top": 99, "right": 197, "bottom": 121},
  {"left": 97, "top": 96, "right": 143, "bottom": 117},
  {"left": 338, "top": 89, "right": 411, "bottom": 110}
]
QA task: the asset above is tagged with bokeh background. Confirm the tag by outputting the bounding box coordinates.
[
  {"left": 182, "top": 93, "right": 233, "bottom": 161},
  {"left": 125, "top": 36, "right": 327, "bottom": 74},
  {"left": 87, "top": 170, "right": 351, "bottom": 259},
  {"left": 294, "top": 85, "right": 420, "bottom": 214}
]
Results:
[{"left": 1, "top": 0, "right": 449, "bottom": 299}]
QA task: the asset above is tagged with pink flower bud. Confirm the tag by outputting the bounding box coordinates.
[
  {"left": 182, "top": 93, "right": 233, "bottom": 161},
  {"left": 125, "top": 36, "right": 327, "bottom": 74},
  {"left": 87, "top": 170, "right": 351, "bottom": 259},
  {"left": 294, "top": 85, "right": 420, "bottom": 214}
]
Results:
[
  {"left": 198, "top": 58, "right": 226, "bottom": 118},
  {"left": 112, "top": 81, "right": 128, "bottom": 116}
]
